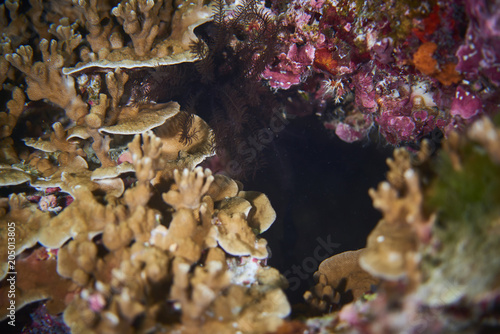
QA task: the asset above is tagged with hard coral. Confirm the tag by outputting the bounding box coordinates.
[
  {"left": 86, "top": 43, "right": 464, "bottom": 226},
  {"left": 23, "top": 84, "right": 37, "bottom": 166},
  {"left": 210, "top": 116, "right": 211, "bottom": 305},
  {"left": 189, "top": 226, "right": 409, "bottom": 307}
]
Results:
[
  {"left": 305, "top": 249, "right": 379, "bottom": 312},
  {"left": 361, "top": 147, "right": 433, "bottom": 283},
  {"left": 58, "top": 164, "right": 288, "bottom": 334},
  {"left": 2, "top": 120, "right": 287, "bottom": 333}
]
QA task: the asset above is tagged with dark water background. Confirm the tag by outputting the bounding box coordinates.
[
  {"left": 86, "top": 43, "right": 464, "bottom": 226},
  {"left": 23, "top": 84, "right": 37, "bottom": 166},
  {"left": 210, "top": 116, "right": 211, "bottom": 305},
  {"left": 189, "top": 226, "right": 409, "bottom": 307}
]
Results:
[{"left": 245, "top": 115, "right": 392, "bottom": 304}]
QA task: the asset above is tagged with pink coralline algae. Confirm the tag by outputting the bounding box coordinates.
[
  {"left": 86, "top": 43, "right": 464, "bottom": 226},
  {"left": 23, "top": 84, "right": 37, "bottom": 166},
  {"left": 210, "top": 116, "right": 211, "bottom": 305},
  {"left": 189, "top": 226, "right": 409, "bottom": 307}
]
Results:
[
  {"left": 455, "top": 0, "right": 500, "bottom": 85},
  {"left": 450, "top": 86, "right": 483, "bottom": 119},
  {"left": 264, "top": 0, "right": 498, "bottom": 145},
  {"left": 262, "top": 43, "right": 316, "bottom": 89},
  {"left": 333, "top": 117, "right": 372, "bottom": 143}
]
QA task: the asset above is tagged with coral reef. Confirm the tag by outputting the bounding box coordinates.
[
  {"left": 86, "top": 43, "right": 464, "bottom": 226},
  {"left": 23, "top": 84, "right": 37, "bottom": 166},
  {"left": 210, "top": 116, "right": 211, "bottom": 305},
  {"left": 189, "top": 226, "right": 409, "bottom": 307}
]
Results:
[
  {"left": 265, "top": 0, "right": 500, "bottom": 145},
  {"left": 56, "top": 160, "right": 289, "bottom": 333},
  {"left": 0, "top": 0, "right": 287, "bottom": 332},
  {"left": 299, "top": 116, "right": 500, "bottom": 333},
  {"left": 1, "top": 130, "right": 289, "bottom": 333},
  {"left": 1, "top": 0, "right": 500, "bottom": 333}
]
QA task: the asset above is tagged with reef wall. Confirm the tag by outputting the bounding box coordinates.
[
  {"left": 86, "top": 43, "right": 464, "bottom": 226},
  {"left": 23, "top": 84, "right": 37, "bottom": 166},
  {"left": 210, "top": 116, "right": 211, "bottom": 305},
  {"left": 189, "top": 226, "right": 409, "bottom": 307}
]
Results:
[{"left": 0, "top": 0, "right": 499, "bottom": 333}]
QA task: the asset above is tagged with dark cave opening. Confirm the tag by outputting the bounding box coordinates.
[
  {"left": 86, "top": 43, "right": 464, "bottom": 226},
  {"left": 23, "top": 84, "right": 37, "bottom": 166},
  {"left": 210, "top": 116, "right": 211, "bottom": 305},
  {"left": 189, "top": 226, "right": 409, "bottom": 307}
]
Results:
[{"left": 244, "top": 114, "right": 393, "bottom": 305}]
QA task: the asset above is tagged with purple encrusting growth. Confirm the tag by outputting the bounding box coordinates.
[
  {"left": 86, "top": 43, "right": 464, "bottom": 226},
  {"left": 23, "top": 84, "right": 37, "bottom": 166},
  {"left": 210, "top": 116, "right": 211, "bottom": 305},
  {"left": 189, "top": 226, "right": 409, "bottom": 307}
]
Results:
[
  {"left": 21, "top": 304, "right": 70, "bottom": 334},
  {"left": 263, "top": 0, "right": 499, "bottom": 145},
  {"left": 455, "top": 0, "right": 500, "bottom": 85}
]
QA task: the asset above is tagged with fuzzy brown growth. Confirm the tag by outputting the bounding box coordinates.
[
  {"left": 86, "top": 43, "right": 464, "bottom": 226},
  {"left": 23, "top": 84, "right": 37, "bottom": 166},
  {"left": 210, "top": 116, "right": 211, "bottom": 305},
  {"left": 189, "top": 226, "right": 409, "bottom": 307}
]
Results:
[{"left": 187, "top": 0, "right": 283, "bottom": 178}]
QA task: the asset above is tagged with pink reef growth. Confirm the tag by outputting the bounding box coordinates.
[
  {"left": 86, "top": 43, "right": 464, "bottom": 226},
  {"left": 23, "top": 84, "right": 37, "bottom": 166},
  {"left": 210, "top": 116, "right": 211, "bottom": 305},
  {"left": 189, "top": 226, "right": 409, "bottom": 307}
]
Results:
[
  {"left": 39, "top": 195, "right": 61, "bottom": 212},
  {"left": 265, "top": 0, "right": 500, "bottom": 145},
  {"left": 262, "top": 43, "right": 316, "bottom": 89},
  {"left": 450, "top": 85, "right": 483, "bottom": 119},
  {"left": 27, "top": 188, "right": 73, "bottom": 212},
  {"left": 21, "top": 303, "right": 69, "bottom": 334},
  {"left": 455, "top": 0, "right": 500, "bottom": 85}
]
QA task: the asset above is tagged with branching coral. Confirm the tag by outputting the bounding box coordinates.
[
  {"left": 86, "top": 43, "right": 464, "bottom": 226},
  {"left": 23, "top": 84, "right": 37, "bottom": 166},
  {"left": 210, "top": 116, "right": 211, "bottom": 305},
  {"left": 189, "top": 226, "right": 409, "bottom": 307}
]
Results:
[
  {"left": 360, "top": 147, "right": 434, "bottom": 283},
  {"left": 0, "top": 87, "right": 24, "bottom": 139},
  {"left": 163, "top": 167, "right": 214, "bottom": 210},
  {"left": 2, "top": 0, "right": 500, "bottom": 333},
  {"left": 6, "top": 40, "right": 88, "bottom": 122},
  {"left": 2, "top": 122, "right": 287, "bottom": 333},
  {"left": 111, "top": 0, "right": 164, "bottom": 57},
  {"left": 305, "top": 249, "right": 379, "bottom": 312},
  {"left": 57, "top": 163, "right": 287, "bottom": 333}
]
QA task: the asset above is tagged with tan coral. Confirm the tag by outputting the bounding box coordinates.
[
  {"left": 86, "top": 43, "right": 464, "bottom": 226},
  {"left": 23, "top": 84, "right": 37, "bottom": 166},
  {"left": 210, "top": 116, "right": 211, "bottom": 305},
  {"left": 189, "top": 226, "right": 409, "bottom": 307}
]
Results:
[
  {"left": 0, "top": 137, "right": 19, "bottom": 164},
  {"left": 38, "top": 184, "right": 113, "bottom": 248},
  {"left": 150, "top": 208, "right": 202, "bottom": 263},
  {"left": 0, "top": 86, "right": 25, "bottom": 138},
  {"left": 64, "top": 243, "right": 171, "bottom": 334},
  {"left": 91, "top": 162, "right": 134, "bottom": 182},
  {"left": 0, "top": 193, "right": 51, "bottom": 280},
  {"left": 238, "top": 191, "right": 276, "bottom": 233},
  {"left": 102, "top": 214, "right": 134, "bottom": 252},
  {"left": 360, "top": 218, "right": 418, "bottom": 281},
  {"left": 0, "top": 57, "right": 9, "bottom": 87},
  {"left": 126, "top": 130, "right": 162, "bottom": 186},
  {"left": 0, "top": 167, "right": 32, "bottom": 186},
  {"left": 305, "top": 249, "right": 379, "bottom": 311},
  {"left": 237, "top": 287, "right": 290, "bottom": 333},
  {"left": 207, "top": 174, "right": 240, "bottom": 201},
  {"left": 5, "top": 40, "right": 88, "bottom": 122},
  {"left": 361, "top": 152, "right": 433, "bottom": 282},
  {"left": 57, "top": 234, "right": 99, "bottom": 287},
  {"left": 170, "top": 259, "right": 232, "bottom": 327},
  {"left": 23, "top": 121, "right": 85, "bottom": 156},
  {"left": 208, "top": 279, "right": 290, "bottom": 334},
  {"left": 163, "top": 0, "right": 213, "bottom": 54},
  {"left": 99, "top": 101, "right": 180, "bottom": 135},
  {"left": 216, "top": 207, "right": 269, "bottom": 259},
  {"left": 111, "top": 0, "right": 163, "bottom": 57},
  {"left": 369, "top": 168, "right": 425, "bottom": 225},
  {"left": 24, "top": 0, "right": 51, "bottom": 41},
  {"left": 84, "top": 94, "right": 108, "bottom": 129},
  {"left": 62, "top": 0, "right": 209, "bottom": 74},
  {"left": 47, "top": 18, "right": 82, "bottom": 64},
  {"left": 163, "top": 167, "right": 214, "bottom": 210},
  {"left": 153, "top": 112, "right": 216, "bottom": 180},
  {"left": 52, "top": 163, "right": 286, "bottom": 334},
  {"left": 0, "top": 0, "right": 31, "bottom": 46},
  {"left": 105, "top": 69, "right": 129, "bottom": 110},
  {"left": 73, "top": 0, "right": 116, "bottom": 55}
]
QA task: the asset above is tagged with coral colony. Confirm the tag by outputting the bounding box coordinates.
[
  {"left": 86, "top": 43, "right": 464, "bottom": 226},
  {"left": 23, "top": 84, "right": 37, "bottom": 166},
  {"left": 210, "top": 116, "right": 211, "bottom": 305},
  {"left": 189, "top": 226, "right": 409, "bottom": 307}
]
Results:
[{"left": 0, "top": 0, "right": 499, "bottom": 333}]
